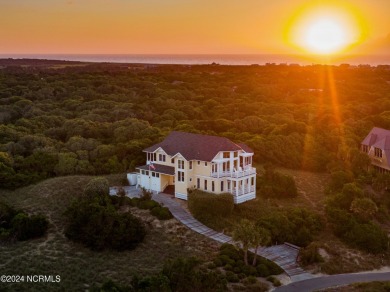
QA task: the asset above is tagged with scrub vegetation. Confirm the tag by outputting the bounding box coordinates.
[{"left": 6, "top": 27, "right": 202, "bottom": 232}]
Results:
[
  {"left": 1, "top": 61, "right": 390, "bottom": 281},
  {"left": 0, "top": 175, "right": 219, "bottom": 291}
]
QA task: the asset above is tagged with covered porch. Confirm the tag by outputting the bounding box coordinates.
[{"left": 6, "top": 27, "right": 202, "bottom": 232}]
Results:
[{"left": 227, "top": 176, "right": 256, "bottom": 204}]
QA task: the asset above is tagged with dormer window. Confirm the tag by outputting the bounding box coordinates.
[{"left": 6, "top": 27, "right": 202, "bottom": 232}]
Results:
[
  {"left": 147, "top": 153, "right": 156, "bottom": 161},
  {"left": 159, "top": 154, "right": 166, "bottom": 162},
  {"left": 374, "top": 147, "right": 383, "bottom": 158}
]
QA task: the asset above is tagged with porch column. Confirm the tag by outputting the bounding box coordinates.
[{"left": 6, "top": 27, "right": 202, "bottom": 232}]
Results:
[{"left": 241, "top": 179, "right": 245, "bottom": 195}]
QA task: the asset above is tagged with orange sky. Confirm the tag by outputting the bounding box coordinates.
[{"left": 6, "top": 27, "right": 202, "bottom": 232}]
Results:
[{"left": 0, "top": 0, "right": 389, "bottom": 54}]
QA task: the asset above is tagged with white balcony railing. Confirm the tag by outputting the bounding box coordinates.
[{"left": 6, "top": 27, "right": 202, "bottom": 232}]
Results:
[
  {"left": 227, "top": 185, "right": 255, "bottom": 196},
  {"left": 211, "top": 167, "right": 256, "bottom": 178}
]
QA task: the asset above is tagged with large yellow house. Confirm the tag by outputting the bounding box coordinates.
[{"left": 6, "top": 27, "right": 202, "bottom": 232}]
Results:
[
  {"left": 361, "top": 127, "right": 390, "bottom": 173},
  {"left": 136, "top": 131, "right": 256, "bottom": 204}
]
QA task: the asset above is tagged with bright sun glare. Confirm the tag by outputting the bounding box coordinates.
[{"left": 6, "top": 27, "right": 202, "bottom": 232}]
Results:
[
  {"left": 304, "top": 18, "right": 347, "bottom": 54},
  {"left": 285, "top": 3, "right": 366, "bottom": 56}
]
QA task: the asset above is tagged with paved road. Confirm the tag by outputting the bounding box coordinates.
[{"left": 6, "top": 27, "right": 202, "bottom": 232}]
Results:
[
  {"left": 274, "top": 272, "right": 390, "bottom": 292},
  {"left": 153, "top": 192, "right": 312, "bottom": 281}
]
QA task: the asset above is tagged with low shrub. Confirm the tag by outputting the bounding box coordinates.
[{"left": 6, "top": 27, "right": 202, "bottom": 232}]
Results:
[
  {"left": 188, "top": 190, "right": 234, "bottom": 225},
  {"left": 150, "top": 206, "right": 173, "bottom": 220},
  {"left": 0, "top": 202, "right": 18, "bottom": 228},
  {"left": 225, "top": 271, "right": 239, "bottom": 283},
  {"left": 266, "top": 276, "right": 281, "bottom": 287},
  {"left": 0, "top": 201, "right": 48, "bottom": 242},
  {"left": 220, "top": 243, "right": 241, "bottom": 261},
  {"left": 257, "top": 207, "right": 323, "bottom": 247},
  {"left": 140, "top": 188, "right": 153, "bottom": 201},
  {"left": 241, "top": 265, "right": 257, "bottom": 276},
  {"left": 238, "top": 273, "right": 246, "bottom": 280},
  {"left": 233, "top": 266, "right": 241, "bottom": 273},
  {"left": 215, "top": 244, "right": 283, "bottom": 278},
  {"left": 256, "top": 264, "right": 270, "bottom": 277},
  {"left": 207, "top": 262, "right": 216, "bottom": 269},
  {"left": 110, "top": 195, "right": 120, "bottom": 206},
  {"left": 213, "top": 258, "right": 223, "bottom": 267},
  {"left": 345, "top": 222, "right": 388, "bottom": 254},
  {"left": 224, "top": 264, "right": 233, "bottom": 271},
  {"left": 299, "top": 243, "right": 324, "bottom": 266},
  {"left": 83, "top": 177, "right": 109, "bottom": 201},
  {"left": 258, "top": 166, "right": 298, "bottom": 198},
  {"left": 131, "top": 197, "right": 140, "bottom": 207},
  {"left": 265, "top": 260, "right": 283, "bottom": 275},
  {"left": 138, "top": 200, "right": 159, "bottom": 210},
  {"left": 162, "top": 257, "right": 227, "bottom": 291},
  {"left": 65, "top": 199, "right": 146, "bottom": 251},
  {"left": 11, "top": 213, "right": 49, "bottom": 241},
  {"left": 0, "top": 228, "right": 11, "bottom": 241},
  {"left": 327, "top": 206, "right": 388, "bottom": 254},
  {"left": 218, "top": 254, "right": 235, "bottom": 266},
  {"left": 243, "top": 276, "right": 257, "bottom": 285}
]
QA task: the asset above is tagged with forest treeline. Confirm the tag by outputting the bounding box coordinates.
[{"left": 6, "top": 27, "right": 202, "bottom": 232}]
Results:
[{"left": 1, "top": 61, "right": 390, "bottom": 188}]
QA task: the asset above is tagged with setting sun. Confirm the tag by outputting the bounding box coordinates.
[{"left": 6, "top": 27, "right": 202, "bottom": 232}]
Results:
[
  {"left": 304, "top": 18, "right": 348, "bottom": 54},
  {"left": 285, "top": 2, "right": 368, "bottom": 56}
]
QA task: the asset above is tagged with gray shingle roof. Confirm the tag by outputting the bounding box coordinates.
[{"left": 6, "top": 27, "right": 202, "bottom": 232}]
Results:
[
  {"left": 143, "top": 131, "right": 251, "bottom": 162},
  {"left": 136, "top": 164, "right": 175, "bottom": 175},
  {"left": 362, "top": 127, "right": 390, "bottom": 165},
  {"left": 237, "top": 143, "right": 254, "bottom": 153},
  {"left": 362, "top": 127, "right": 390, "bottom": 147}
]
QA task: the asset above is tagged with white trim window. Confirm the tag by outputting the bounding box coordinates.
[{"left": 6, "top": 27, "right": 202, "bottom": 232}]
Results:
[
  {"left": 178, "top": 171, "right": 185, "bottom": 182},
  {"left": 178, "top": 160, "right": 185, "bottom": 169},
  {"left": 189, "top": 161, "right": 193, "bottom": 170},
  {"left": 159, "top": 154, "right": 166, "bottom": 162},
  {"left": 374, "top": 147, "right": 383, "bottom": 158},
  {"left": 148, "top": 153, "right": 157, "bottom": 161}
]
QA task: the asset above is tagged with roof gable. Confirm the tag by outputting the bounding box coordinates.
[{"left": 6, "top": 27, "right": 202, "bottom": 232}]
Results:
[
  {"left": 143, "top": 131, "right": 248, "bottom": 162},
  {"left": 362, "top": 127, "right": 390, "bottom": 146}
]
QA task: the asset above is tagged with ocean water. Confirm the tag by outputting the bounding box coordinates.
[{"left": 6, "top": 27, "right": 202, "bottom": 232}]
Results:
[{"left": 0, "top": 54, "right": 389, "bottom": 66}]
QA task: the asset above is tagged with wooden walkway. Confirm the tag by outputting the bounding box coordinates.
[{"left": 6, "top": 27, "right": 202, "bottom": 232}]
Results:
[{"left": 153, "top": 193, "right": 313, "bottom": 282}]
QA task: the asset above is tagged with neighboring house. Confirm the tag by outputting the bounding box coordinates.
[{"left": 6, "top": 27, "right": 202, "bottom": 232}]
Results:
[
  {"left": 135, "top": 131, "right": 256, "bottom": 204},
  {"left": 361, "top": 127, "right": 390, "bottom": 173}
]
